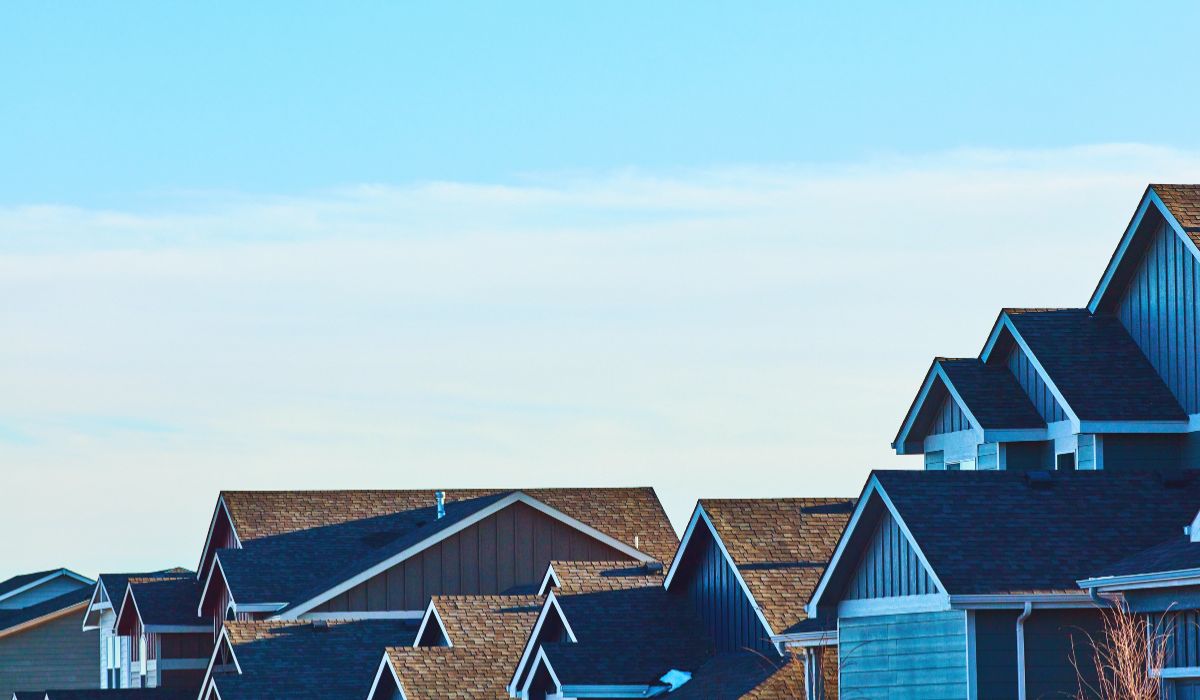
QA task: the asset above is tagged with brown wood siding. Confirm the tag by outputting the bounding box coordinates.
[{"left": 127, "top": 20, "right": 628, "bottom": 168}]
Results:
[
  {"left": 315, "top": 501, "right": 631, "bottom": 612},
  {"left": 0, "top": 611, "right": 100, "bottom": 698}
]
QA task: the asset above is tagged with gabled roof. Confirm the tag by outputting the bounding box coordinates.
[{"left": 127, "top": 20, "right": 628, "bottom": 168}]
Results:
[
  {"left": 85, "top": 569, "right": 183, "bottom": 631},
  {"left": 1079, "top": 535, "right": 1200, "bottom": 587},
  {"left": 207, "top": 619, "right": 416, "bottom": 700},
  {"left": 544, "top": 560, "right": 665, "bottom": 595},
  {"left": 666, "top": 498, "right": 854, "bottom": 636},
  {"left": 812, "top": 470, "right": 1200, "bottom": 610},
  {"left": 423, "top": 595, "right": 541, "bottom": 648},
  {"left": 1153, "top": 184, "right": 1200, "bottom": 234},
  {"left": 0, "top": 568, "right": 92, "bottom": 608},
  {"left": 0, "top": 588, "right": 92, "bottom": 638},
  {"left": 989, "top": 308, "right": 1186, "bottom": 423},
  {"left": 668, "top": 652, "right": 805, "bottom": 700},
  {"left": 381, "top": 647, "right": 517, "bottom": 700},
  {"left": 116, "top": 571, "right": 204, "bottom": 633}
]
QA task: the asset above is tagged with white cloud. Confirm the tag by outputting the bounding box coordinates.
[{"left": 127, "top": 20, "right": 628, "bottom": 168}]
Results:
[{"left": 2, "top": 143, "right": 1199, "bottom": 579}]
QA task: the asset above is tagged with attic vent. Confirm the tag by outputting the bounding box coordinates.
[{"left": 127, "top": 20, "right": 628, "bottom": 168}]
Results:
[{"left": 1025, "top": 471, "right": 1053, "bottom": 489}]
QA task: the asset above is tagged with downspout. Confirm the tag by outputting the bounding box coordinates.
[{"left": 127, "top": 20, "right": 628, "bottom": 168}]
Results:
[
  {"left": 801, "top": 648, "right": 813, "bottom": 700},
  {"left": 1016, "top": 601, "right": 1033, "bottom": 700},
  {"left": 1088, "top": 587, "right": 1113, "bottom": 608}
]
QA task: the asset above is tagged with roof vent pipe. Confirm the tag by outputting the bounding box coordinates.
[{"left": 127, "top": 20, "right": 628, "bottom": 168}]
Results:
[{"left": 436, "top": 492, "right": 445, "bottom": 519}]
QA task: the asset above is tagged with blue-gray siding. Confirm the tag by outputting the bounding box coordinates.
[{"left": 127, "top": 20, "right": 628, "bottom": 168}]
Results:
[
  {"left": 926, "top": 395, "right": 971, "bottom": 437},
  {"left": 839, "top": 611, "right": 967, "bottom": 700},
  {"left": 1103, "top": 434, "right": 1182, "bottom": 471},
  {"left": 973, "top": 610, "right": 1018, "bottom": 700},
  {"left": 0, "top": 609, "right": 100, "bottom": 698},
  {"left": 1118, "top": 221, "right": 1200, "bottom": 414},
  {"left": 1007, "top": 346, "right": 1068, "bottom": 422},
  {"left": 675, "top": 522, "right": 772, "bottom": 653},
  {"left": 846, "top": 510, "right": 937, "bottom": 600},
  {"left": 1157, "top": 609, "right": 1200, "bottom": 668},
  {"left": 1024, "top": 609, "right": 1102, "bottom": 700}
]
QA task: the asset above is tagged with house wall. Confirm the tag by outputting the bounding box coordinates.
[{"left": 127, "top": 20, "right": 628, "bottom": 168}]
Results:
[
  {"left": 1007, "top": 346, "right": 1068, "bottom": 423},
  {"left": 0, "top": 576, "right": 89, "bottom": 610},
  {"left": 1116, "top": 220, "right": 1200, "bottom": 414},
  {"left": 838, "top": 611, "right": 967, "bottom": 699},
  {"left": 0, "top": 612, "right": 100, "bottom": 698},
  {"left": 1101, "top": 434, "right": 1182, "bottom": 470},
  {"left": 927, "top": 395, "right": 972, "bottom": 436},
  {"left": 1024, "top": 609, "right": 1102, "bottom": 700},
  {"left": 671, "top": 521, "right": 772, "bottom": 653},
  {"left": 315, "top": 502, "right": 631, "bottom": 612},
  {"left": 1002, "top": 441, "right": 1053, "bottom": 472},
  {"left": 844, "top": 509, "right": 937, "bottom": 600},
  {"left": 973, "top": 610, "right": 1018, "bottom": 700}
]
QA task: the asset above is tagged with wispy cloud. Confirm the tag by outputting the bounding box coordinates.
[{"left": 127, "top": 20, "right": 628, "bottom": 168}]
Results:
[{"left": 3, "top": 144, "right": 1199, "bottom": 579}]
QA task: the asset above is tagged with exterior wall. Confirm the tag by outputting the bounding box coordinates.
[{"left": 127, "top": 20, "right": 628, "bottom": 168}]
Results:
[
  {"left": 976, "top": 443, "right": 1002, "bottom": 470},
  {"left": 1101, "top": 434, "right": 1182, "bottom": 470},
  {"left": 973, "top": 610, "right": 1018, "bottom": 700},
  {"left": 1007, "top": 346, "right": 1068, "bottom": 423},
  {"left": 927, "top": 395, "right": 971, "bottom": 436},
  {"left": 845, "top": 510, "right": 936, "bottom": 600},
  {"left": 1077, "top": 434, "right": 1101, "bottom": 470},
  {"left": 924, "top": 451, "right": 944, "bottom": 470},
  {"left": 316, "top": 502, "right": 632, "bottom": 612},
  {"left": 0, "top": 576, "right": 89, "bottom": 610},
  {"left": 672, "top": 521, "right": 772, "bottom": 653},
  {"left": 1116, "top": 220, "right": 1200, "bottom": 414},
  {"left": 0, "top": 612, "right": 100, "bottom": 697},
  {"left": 1023, "top": 609, "right": 1102, "bottom": 700},
  {"left": 1183, "top": 431, "right": 1200, "bottom": 470},
  {"left": 838, "top": 611, "right": 967, "bottom": 699},
  {"left": 1003, "top": 441, "right": 1053, "bottom": 472}
]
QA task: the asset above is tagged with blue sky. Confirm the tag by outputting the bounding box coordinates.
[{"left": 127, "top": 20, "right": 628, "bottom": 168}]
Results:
[{"left": 3, "top": 2, "right": 1200, "bottom": 579}]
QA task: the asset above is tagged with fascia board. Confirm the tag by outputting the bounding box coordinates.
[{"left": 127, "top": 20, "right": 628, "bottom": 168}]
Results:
[
  {"left": 978, "top": 310, "right": 1012, "bottom": 363},
  {"left": 806, "top": 477, "right": 881, "bottom": 616},
  {"left": 1077, "top": 420, "right": 1190, "bottom": 434},
  {"left": 283, "top": 491, "right": 652, "bottom": 619},
  {"left": 982, "top": 429, "right": 1048, "bottom": 443},
  {"left": 82, "top": 582, "right": 106, "bottom": 632},
  {"left": 367, "top": 653, "right": 407, "bottom": 700},
  {"left": 0, "top": 570, "right": 89, "bottom": 606},
  {"left": 113, "top": 585, "right": 140, "bottom": 637},
  {"left": 662, "top": 504, "right": 705, "bottom": 590},
  {"left": 1077, "top": 568, "right": 1200, "bottom": 592},
  {"left": 1090, "top": 189, "right": 1200, "bottom": 313},
  {"left": 0, "top": 600, "right": 89, "bottom": 640},
  {"left": 538, "top": 563, "right": 562, "bottom": 596},
  {"left": 948, "top": 593, "right": 1095, "bottom": 608},
  {"left": 197, "top": 495, "right": 241, "bottom": 583},
  {"left": 233, "top": 603, "right": 287, "bottom": 613},
  {"left": 773, "top": 630, "right": 838, "bottom": 647},
  {"left": 690, "top": 506, "right": 779, "bottom": 645},
  {"left": 996, "top": 315, "right": 1080, "bottom": 427},
  {"left": 891, "top": 361, "right": 942, "bottom": 452},
  {"left": 523, "top": 647, "right": 563, "bottom": 699},
  {"left": 199, "top": 626, "right": 242, "bottom": 699},
  {"left": 197, "top": 553, "right": 232, "bottom": 618},
  {"left": 509, "top": 592, "right": 575, "bottom": 695},
  {"left": 412, "top": 600, "right": 452, "bottom": 648}
]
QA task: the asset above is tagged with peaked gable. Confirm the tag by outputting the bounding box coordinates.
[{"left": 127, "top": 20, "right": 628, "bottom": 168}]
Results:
[{"left": 844, "top": 508, "right": 937, "bottom": 600}]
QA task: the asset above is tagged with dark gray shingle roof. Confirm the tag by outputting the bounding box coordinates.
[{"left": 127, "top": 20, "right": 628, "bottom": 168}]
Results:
[
  {"left": 1089, "top": 535, "right": 1200, "bottom": 580},
  {"left": 937, "top": 358, "right": 1045, "bottom": 429},
  {"left": 0, "top": 588, "right": 91, "bottom": 634},
  {"left": 0, "top": 570, "right": 60, "bottom": 600}
]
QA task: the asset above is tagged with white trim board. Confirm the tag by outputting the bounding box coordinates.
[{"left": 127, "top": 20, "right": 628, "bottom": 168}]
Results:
[
  {"left": 413, "top": 600, "right": 453, "bottom": 648},
  {"left": 197, "top": 495, "right": 241, "bottom": 583},
  {"left": 0, "top": 569, "right": 93, "bottom": 607},
  {"left": 279, "top": 491, "right": 652, "bottom": 619},
  {"left": 539, "top": 563, "right": 562, "bottom": 596},
  {"left": 508, "top": 591, "right": 577, "bottom": 696},
  {"left": 522, "top": 647, "right": 565, "bottom": 700},
  {"left": 198, "top": 626, "right": 243, "bottom": 700},
  {"left": 1079, "top": 568, "right": 1200, "bottom": 592},
  {"left": 368, "top": 653, "right": 408, "bottom": 700}
]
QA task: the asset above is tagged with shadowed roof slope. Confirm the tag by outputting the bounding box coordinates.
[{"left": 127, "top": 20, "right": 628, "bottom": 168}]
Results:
[
  {"left": 1087, "top": 535, "right": 1200, "bottom": 580},
  {"left": 0, "top": 588, "right": 91, "bottom": 634},
  {"left": 699, "top": 498, "right": 854, "bottom": 634},
  {"left": 126, "top": 572, "right": 202, "bottom": 627},
  {"left": 429, "top": 595, "right": 541, "bottom": 648},
  {"left": 669, "top": 652, "right": 807, "bottom": 700},
  {"left": 214, "top": 619, "right": 415, "bottom": 700},
  {"left": 221, "top": 487, "right": 677, "bottom": 564},
  {"left": 937, "top": 358, "right": 1044, "bottom": 429},
  {"left": 872, "top": 470, "right": 1200, "bottom": 594},
  {"left": 1003, "top": 309, "right": 1186, "bottom": 421},
  {"left": 550, "top": 560, "right": 665, "bottom": 594}
]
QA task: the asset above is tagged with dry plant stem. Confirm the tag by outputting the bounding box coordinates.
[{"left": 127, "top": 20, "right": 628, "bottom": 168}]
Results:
[{"left": 1072, "top": 606, "right": 1169, "bottom": 700}]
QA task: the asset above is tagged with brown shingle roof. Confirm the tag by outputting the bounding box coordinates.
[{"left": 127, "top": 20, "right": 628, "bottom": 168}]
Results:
[
  {"left": 387, "top": 647, "right": 515, "bottom": 700},
  {"left": 222, "top": 487, "right": 678, "bottom": 564},
  {"left": 1152, "top": 184, "right": 1200, "bottom": 234},
  {"left": 699, "top": 498, "right": 855, "bottom": 634},
  {"left": 549, "top": 560, "right": 665, "bottom": 594},
  {"left": 429, "top": 595, "right": 541, "bottom": 648}
]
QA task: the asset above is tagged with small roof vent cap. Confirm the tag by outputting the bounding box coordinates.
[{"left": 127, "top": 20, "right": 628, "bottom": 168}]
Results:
[{"left": 1025, "top": 471, "right": 1053, "bottom": 489}]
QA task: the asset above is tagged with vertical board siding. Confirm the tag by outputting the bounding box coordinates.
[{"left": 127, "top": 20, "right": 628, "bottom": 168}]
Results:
[
  {"left": 316, "top": 501, "right": 632, "bottom": 612},
  {"left": 845, "top": 510, "right": 936, "bottom": 600},
  {"left": 838, "top": 611, "right": 967, "bottom": 700},
  {"left": 925, "top": 395, "right": 972, "bottom": 437},
  {"left": 0, "top": 612, "right": 101, "bottom": 698},
  {"left": 676, "top": 524, "right": 772, "bottom": 653},
  {"left": 1159, "top": 610, "right": 1200, "bottom": 668},
  {"left": 1006, "top": 346, "right": 1067, "bottom": 422},
  {"left": 1118, "top": 221, "right": 1200, "bottom": 413}
]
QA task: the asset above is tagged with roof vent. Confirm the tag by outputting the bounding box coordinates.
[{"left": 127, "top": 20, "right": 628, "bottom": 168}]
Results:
[
  {"left": 436, "top": 492, "right": 445, "bottom": 519},
  {"left": 1025, "top": 471, "right": 1053, "bottom": 489},
  {"left": 644, "top": 562, "right": 664, "bottom": 574},
  {"left": 312, "top": 620, "right": 328, "bottom": 632}
]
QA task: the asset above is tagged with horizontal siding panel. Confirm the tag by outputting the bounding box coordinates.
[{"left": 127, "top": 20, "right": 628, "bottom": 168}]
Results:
[{"left": 840, "top": 611, "right": 967, "bottom": 700}]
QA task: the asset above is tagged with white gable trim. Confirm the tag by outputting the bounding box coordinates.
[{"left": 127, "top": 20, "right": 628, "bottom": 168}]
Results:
[
  {"left": 0, "top": 600, "right": 89, "bottom": 640},
  {"left": 199, "top": 626, "right": 242, "bottom": 700},
  {"left": 82, "top": 581, "right": 108, "bottom": 632},
  {"left": 662, "top": 504, "right": 705, "bottom": 590},
  {"left": 197, "top": 496, "right": 241, "bottom": 582},
  {"left": 0, "top": 569, "right": 92, "bottom": 606},
  {"left": 892, "top": 364, "right": 987, "bottom": 454},
  {"left": 538, "top": 563, "right": 562, "bottom": 596},
  {"left": 661, "top": 503, "right": 778, "bottom": 648},
  {"left": 198, "top": 553, "right": 234, "bottom": 618},
  {"left": 367, "top": 653, "right": 407, "bottom": 700},
  {"left": 413, "top": 600, "right": 453, "bottom": 648},
  {"left": 280, "top": 492, "right": 651, "bottom": 619},
  {"left": 522, "top": 647, "right": 564, "bottom": 700},
  {"left": 508, "top": 591, "right": 577, "bottom": 696},
  {"left": 979, "top": 314, "right": 1080, "bottom": 428},
  {"left": 806, "top": 477, "right": 947, "bottom": 616},
  {"left": 1090, "top": 189, "right": 1200, "bottom": 313},
  {"left": 114, "top": 584, "right": 142, "bottom": 635}
]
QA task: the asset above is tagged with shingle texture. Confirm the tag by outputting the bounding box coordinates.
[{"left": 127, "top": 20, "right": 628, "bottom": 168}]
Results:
[
  {"left": 213, "top": 619, "right": 415, "bottom": 700},
  {"left": 37, "top": 691, "right": 195, "bottom": 700},
  {"left": 549, "top": 560, "right": 665, "bottom": 594},
  {"left": 386, "top": 647, "right": 518, "bottom": 700},
  {"left": 0, "top": 588, "right": 90, "bottom": 633},
  {"left": 98, "top": 570, "right": 190, "bottom": 610},
  {"left": 936, "top": 358, "right": 1044, "bottom": 429},
  {"left": 1004, "top": 308, "right": 1186, "bottom": 421},
  {"left": 700, "top": 498, "right": 855, "bottom": 634},
  {"left": 871, "top": 470, "right": 1200, "bottom": 594},
  {"left": 126, "top": 572, "right": 202, "bottom": 627},
  {"left": 1153, "top": 184, "right": 1200, "bottom": 233},
  {"left": 1090, "top": 535, "right": 1200, "bottom": 580},
  {"left": 669, "top": 652, "right": 808, "bottom": 700},
  {"left": 214, "top": 488, "right": 678, "bottom": 613},
  {"left": 428, "top": 595, "right": 541, "bottom": 648}
]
